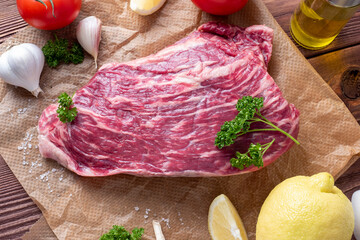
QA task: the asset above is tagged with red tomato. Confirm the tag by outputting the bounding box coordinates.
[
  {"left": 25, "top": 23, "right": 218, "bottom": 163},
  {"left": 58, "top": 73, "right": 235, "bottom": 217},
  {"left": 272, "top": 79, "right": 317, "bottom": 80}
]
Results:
[
  {"left": 191, "top": 0, "right": 248, "bottom": 15},
  {"left": 17, "top": 0, "right": 82, "bottom": 30}
]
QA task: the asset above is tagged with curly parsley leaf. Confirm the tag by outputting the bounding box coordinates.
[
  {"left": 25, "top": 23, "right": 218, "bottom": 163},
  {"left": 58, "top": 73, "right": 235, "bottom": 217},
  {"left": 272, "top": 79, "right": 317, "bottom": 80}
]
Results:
[
  {"left": 215, "top": 96, "right": 299, "bottom": 170},
  {"left": 42, "top": 35, "right": 84, "bottom": 68},
  {"left": 230, "top": 139, "right": 275, "bottom": 170},
  {"left": 69, "top": 42, "right": 85, "bottom": 64},
  {"left": 215, "top": 96, "right": 264, "bottom": 149},
  {"left": 99, "top": 225, "right": 144, "bottom": 240},
  {"left": 56, "top": 92, "right": 77, "bottom": 123}
]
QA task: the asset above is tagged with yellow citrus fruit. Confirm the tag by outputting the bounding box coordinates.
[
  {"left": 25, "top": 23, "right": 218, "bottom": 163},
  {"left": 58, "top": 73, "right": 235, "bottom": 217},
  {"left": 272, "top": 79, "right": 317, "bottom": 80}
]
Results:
[
  {"left": 130, "top": 0, "right": 166, "bottom": 16},
  {"left": 208, "top": 194, "right": 248, "bottom": 240},
  {"left": 256, "top": 172, "right": 354, "bottom": 240}
]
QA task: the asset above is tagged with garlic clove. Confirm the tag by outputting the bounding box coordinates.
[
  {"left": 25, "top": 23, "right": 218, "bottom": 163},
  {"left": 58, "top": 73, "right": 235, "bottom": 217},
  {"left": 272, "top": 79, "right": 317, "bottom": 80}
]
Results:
[
  {"left": 76, "top": 16, "right": 102, "bottom": 69},
  {"left": 352, "top": 190, "right": 360, "bottom": 240},
  {"left": 0, "top": 43, "right": 44, "bottom": 97}
]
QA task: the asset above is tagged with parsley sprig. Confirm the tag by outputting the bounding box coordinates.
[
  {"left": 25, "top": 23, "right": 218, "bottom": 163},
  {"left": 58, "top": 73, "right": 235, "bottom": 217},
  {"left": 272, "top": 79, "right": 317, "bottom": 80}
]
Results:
[
  {"left": 215, "top": 96, "right": 299, "bottom": 170},
  {"left": 56, "top": 92, "right": 77, "bottom": 123},
  {"left": 100, "top": 225, "right": 144, "bottom": 240},
  {"left": 42, "top": 35, "right": 84, "bottom": 68},
  {"left": 230, "top": 139, "right": 275, "bottom": 170}
]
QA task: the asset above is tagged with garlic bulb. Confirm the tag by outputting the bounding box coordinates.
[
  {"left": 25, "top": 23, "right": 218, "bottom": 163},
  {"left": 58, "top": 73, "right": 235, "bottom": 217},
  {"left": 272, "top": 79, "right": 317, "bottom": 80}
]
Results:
[
  {"left": 76, "top": 16, "right": 102, "bottom": 68},
  {"left": 0, "top": 43, "right": 44, "bottom": 97}
]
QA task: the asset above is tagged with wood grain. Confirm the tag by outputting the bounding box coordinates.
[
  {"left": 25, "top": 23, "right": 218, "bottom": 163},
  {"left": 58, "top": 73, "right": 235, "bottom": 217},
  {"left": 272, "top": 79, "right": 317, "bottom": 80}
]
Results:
[
  {"left": 0, "top": 157, "right": 42, "bottom": 239},
  {"left": 309, "top": 44, "right": 360, "bottom": 124},
  {"left": 0, "top": 0, "right": 359, "bottom": 239},
  {"left": 0, "top": 0, "right": 27, "bottom": 43}
]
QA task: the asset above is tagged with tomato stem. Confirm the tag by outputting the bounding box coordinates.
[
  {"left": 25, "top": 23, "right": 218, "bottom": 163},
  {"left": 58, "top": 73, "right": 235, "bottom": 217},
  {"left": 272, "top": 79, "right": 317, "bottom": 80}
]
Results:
[{"left": 35, "top": 0, "right": 56, "bottom": 18}]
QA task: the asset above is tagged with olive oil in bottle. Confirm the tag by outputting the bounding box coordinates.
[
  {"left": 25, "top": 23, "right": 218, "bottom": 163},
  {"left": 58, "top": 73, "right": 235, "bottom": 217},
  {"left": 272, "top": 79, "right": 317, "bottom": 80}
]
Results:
[{"left": 290, "top": 0, "right": 360, "bottom": 50}]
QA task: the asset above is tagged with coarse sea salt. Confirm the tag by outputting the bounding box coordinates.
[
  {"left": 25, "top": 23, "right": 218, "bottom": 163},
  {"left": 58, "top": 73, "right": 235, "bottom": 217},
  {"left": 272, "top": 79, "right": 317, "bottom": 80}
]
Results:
[
  {"left": 40, "top": 171, "right": 50, "bottom": 182},
  {"left": 161, "top": 217, "right": 170, "bottom": 228},
  {"left": 17, "top": 108, "right": 27, "bottom": 114}
]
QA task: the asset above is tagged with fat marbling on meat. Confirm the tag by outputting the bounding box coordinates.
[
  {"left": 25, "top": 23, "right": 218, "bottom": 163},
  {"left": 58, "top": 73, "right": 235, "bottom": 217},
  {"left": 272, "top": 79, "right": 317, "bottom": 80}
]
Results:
[{"left": 38, "top": 22, "right": 300, "bottom": 177}]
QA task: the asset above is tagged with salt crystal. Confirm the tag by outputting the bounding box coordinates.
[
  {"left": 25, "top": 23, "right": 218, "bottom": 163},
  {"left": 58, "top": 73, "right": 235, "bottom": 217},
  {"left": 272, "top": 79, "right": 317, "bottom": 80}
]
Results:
[
  {"left": 38, "top": 163, "right": 42, "bottom": 167},
  {"left": 51, "top": 168, "right": 57, "bottom": 173},
  {"left": 35, "top": 145, "right": 38, "bottom": 149},
  {"left": 17, "top": 107, "right": 27, "bottom": 114},
  {"left": 17, "top": 146, "right": 23, "bottom": 150},
  {"left": 40, "top": 171, "right": 50, "bottom": 182},
  {"left": 144, "top": 215, "right": 148, "bottom": 219},
  {"left": 161, "top": 218, "right": 170, "bottom": 228},
  {"left": 28, "top": 170, "right": 32, "bottom": 173},
  {"left": 134, "top": 207, "right": 139, "bottom": 211},
  {"left": 69, "top": 194, "right": 72, "bottom": 197}
]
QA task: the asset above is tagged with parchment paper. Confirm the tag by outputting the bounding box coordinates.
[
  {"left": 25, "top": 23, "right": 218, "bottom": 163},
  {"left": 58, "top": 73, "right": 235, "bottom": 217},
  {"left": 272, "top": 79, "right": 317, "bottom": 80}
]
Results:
[{"left": 1, "top": 0, "right": 360, "bottom": 239}]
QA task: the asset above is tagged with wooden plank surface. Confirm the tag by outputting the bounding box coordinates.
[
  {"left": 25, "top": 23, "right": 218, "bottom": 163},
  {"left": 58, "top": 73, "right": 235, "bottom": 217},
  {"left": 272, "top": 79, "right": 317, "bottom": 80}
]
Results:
[
  {"left": 0, "top": 0, "right": 360, "bottom": 239},
  {"left": 0, "top": 157, "right": 42, "bottom": 239}
]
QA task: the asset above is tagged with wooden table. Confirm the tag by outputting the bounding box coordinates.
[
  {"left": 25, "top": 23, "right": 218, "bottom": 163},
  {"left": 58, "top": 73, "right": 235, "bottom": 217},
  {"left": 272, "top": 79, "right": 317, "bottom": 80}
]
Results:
[{"left": 0, "top": 0, "right": 359, "bottom": 239}]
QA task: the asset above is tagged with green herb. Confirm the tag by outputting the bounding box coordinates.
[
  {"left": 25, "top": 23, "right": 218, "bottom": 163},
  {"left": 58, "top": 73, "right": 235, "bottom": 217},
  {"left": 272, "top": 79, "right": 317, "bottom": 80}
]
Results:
[
  {"left": 215, "top": 96, "right": 299, "bottom": 169},
  {"left": 99, "top": 225, "right": 144, "bottom": 240},
  {"left": 56, "top": 92, "right": 77, "bottom": 123},
  {"left": 230, "top": 139, "right": 275, "bottom": 170},
  {"left": 42, "top": 35, "right": 84, "bottom": 68}
]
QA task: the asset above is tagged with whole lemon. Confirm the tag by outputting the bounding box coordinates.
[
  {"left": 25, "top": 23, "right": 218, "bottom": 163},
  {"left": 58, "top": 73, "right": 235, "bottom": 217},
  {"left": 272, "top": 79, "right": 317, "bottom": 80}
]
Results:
[{"left": 256, "top": 172, "right": 354, "bottom": 240}]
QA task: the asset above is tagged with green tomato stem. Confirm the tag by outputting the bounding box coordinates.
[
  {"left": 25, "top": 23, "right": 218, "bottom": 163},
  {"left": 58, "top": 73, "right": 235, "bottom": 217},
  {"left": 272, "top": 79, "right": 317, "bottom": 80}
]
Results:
[{"left": 35, "top": 0, "right": 55, "bottom": 18}]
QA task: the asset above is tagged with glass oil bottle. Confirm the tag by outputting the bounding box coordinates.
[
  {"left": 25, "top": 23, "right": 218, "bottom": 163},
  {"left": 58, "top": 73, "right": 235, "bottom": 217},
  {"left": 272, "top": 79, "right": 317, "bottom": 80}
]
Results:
[{"left": 290, "top": 0, "right": 360, "bottom": 50}]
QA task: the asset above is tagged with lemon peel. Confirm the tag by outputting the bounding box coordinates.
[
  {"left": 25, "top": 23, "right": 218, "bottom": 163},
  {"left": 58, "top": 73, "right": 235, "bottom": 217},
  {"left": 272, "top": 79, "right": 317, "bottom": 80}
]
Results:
[
  {"left": 256, "top": 172, "right": 354, "bottom": 240},
  {"left": 208, "top": 194, "right": 248, "bottom": 240}
]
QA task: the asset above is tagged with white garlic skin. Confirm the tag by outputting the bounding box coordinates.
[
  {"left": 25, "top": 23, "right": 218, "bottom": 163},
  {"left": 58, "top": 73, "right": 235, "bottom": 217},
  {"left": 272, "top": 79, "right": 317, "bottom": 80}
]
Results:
[
  {"left": 353, "top": 190, "right": 360, "bottom": 239},
  {"left": 76, "top": 16, "right": 102, "bottom": 68},
  {"left": 0, "top": 43, "right": 44, "bottom": 97}
]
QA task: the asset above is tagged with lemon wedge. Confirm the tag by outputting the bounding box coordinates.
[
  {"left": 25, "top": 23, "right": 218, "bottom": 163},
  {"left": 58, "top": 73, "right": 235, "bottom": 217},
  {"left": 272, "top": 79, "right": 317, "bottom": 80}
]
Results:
[
  {"left": 130, "top": 0, "right": 166, "bottom": 16},
  {"left": 208, "top": 194, "right": 248, "bottom": 240}
]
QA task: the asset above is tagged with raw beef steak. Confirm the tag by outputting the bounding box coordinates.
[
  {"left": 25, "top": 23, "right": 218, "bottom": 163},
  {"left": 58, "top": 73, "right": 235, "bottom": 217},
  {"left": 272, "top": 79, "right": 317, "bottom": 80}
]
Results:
[{"left": 38, "top": 22, "right": 300, "bottom": 177}]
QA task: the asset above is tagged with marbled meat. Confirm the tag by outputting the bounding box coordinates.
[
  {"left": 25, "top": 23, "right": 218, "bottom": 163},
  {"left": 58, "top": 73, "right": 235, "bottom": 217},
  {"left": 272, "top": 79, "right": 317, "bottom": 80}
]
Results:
[{"left": 38, "top": 22, "right": 300, "bottom": 177}]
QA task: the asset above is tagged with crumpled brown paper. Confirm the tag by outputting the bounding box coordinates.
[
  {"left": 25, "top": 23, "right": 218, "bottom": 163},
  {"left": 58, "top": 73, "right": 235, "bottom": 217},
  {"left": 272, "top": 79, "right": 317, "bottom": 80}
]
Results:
[{"left": 1, "top": 0, "right": 360, "bottom": 239}]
